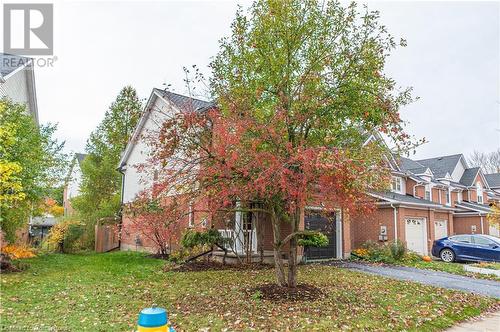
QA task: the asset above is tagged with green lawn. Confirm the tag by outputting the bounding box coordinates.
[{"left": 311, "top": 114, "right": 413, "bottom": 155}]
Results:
[{"left": 1, "top": 252, "right": 498, "bottom": 331}]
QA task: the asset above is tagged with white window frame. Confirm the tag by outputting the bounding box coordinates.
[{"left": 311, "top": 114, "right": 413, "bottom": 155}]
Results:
[
  {"left": 445, "top": 188, "right": 451, "bottom": 206},
  {"left": 457, "top": 190, "right": 462, "bottom": 203},
  {"left": 476, "top": 182, "right": 483, "bottom": 204},
  {"left": 424, "top": 184, "right": 432, "bottom": 201},
  {"left": 391, "top": 176, "right": 402, "bottom": 193}
]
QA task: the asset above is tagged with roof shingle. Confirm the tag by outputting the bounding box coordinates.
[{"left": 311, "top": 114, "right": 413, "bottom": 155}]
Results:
[
  {"left": 459, "top": 167, "right": 480, "bottom": 187},
  {"left": 153, "top": 89, "right": 213, "bottom": 112},
  {"left": 485, "top": 173, "right": 500, "bottom": 188},
  {"left": 416, "top": 154, "right": 463, "bottom": 179}
]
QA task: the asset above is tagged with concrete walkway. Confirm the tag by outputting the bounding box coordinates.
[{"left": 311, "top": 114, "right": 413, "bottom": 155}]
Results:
[
  {"left": 330, "top": 262, "right": 500, "bottom": 298},
  {"left": 445, "top": 311, "right": 500, "bottom": 332}
]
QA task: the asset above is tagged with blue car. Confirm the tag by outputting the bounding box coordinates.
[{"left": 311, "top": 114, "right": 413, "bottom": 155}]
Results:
[{"left": 432, "top": 234, "right": 500, "bottom": 263}]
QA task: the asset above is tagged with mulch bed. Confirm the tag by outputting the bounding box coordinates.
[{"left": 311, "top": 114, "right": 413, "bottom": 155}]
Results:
[
  {"left": 0, "top": 254, "right": 23, "bottom": 273},
  {"left": 246, "top": 283, "right": 324, "bottom": 302},
  {"left": 164, "top": 260, "right": 272, "bottom": 272}
]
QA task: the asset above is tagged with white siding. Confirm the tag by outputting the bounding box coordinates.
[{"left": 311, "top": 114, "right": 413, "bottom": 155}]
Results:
[
  {"left": 122, "top": 96, "right": 173, "bottom": 203},
  {"left": 451, "top": 158, "right": 466, "bottom": 183},
  {"left": 0, "top": 69, "right": 29, "bottom": 105},
  {"left": 67, "top": 163, "right": 83, "bottom": 199}
]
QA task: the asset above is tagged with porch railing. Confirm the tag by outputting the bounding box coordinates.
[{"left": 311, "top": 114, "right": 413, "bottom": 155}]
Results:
[{"left": 218, "top": 229, "right": 257, "bottom": 255}]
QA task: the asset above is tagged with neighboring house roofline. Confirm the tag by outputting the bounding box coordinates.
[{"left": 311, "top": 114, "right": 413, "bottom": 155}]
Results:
[
  {"left": 455, "top": 201, "right": 491, "bottom": 214},
  {"left": 118, "top": 89, "right": 212, "bottom": 170},
  {"left": 0, "top": 53, "right": 39, "bottom": 124}
]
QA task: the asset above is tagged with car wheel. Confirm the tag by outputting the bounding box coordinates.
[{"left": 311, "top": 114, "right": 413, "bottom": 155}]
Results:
[{"left": 440, "top": 248, "right": 455, "bottom": 262}]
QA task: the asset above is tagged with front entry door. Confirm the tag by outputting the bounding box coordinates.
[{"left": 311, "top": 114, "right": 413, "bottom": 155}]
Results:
[{"left": 304, "top": 212, "right": 337, "bottom": 260}]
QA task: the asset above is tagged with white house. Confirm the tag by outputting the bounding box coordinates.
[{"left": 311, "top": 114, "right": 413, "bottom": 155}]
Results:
[
  {"left": 63, "top": 153, "right": 87, "bottom": 216},
  {"left": 118, "top": 88, "right": 212, "bottom": 204},
  {"left": 0, "top": 53, "right": 38, "bottom": 123}
]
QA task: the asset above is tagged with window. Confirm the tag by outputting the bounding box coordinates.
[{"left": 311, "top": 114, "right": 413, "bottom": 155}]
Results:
[
  {"left": 425, "top": 184, "right": 431, "bottom": 201},
  {"left": 473, "top": 236, "right": 494, "bottom": 246},
  {"left": 391, "top": 177, "right": 402, "bottom": 193},
  {"left": 450, "top": 235, "right": 472, "bottom": 243},
  {"left": 445, "top": 189, "right": 451, "bottom": 205},
  {"left": 457, "top": 190, "right": 462, "bottom": 203},
  {"left": 476, "top": 182, "right": 483, "bottom": 204}
]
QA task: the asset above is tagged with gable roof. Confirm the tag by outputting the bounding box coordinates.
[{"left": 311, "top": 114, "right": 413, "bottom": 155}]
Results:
[
  {"left": 0, "top": 53, "right": 32, "bottom": 80},
  {"left": 398, "top": 157, "right": 425, "bottom": 172},
  {"left": 459, "top": 167, "right": 480, "bottom": 187},
  {"left": 485, "top": 173, "right": 500, "bottom": 188},
  {"left": 153, "top": 89, "right": 213, "bottom": 112},
  {"left": 118, "top": 89, "right": 212, "bottom": 169},
  {"left": 416, "top": 154, "right": 463, "bottom": 179},
  {"left": 0, "top": 53, "right": 38, "bottom": 124}
]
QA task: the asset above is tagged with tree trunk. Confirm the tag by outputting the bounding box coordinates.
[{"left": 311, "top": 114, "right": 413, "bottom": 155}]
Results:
[
  {"left": 256, "top": 211, "right": 264, "bottom": 264},
  {"left": 287, "top": 207, "right": 301, "bottom": 288},
  {"left": 271, "top": 208, "right": 286, "bottom": 286}
]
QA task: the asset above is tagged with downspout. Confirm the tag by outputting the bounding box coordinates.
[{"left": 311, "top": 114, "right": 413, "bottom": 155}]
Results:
[
  {"left": 117, "top": 164, "right": 126, "bottom": 250},
  {"left": 390, "top": 204, "right": 398, "bottom": 243},
  {"left": 480, "top": 215, "right": 484, "bottom": 234}
]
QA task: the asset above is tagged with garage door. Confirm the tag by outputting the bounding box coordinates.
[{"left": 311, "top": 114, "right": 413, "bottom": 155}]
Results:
[
  {"left": 405, "top": 218, "right": 426, "bottom": 255},
  {"left": 434, "top": 220, "right": 448, "bottom": 240},
  {"left": 303, "top": 212, "right": 337, "bottom": 260},
  {"left": 489, "top": 225, "right": 500, "bottom": 238}
]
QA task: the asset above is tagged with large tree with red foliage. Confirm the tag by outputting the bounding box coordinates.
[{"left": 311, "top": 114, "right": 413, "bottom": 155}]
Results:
[{"left": 130, "top": 0, "right": 417, "bottom": 287}]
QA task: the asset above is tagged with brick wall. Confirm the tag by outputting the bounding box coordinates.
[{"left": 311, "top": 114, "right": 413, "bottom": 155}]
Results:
[
  {"left": 351, "top": 206, "right": 454, "bottom": 254},
  {"left": 453, "top": 215, "right": 488, "bottom": 235}
]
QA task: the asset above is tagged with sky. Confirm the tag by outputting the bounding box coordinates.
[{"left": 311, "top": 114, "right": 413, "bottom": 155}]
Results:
[{"left": 29, "top": 0, "right": 500, "bottom": 159}]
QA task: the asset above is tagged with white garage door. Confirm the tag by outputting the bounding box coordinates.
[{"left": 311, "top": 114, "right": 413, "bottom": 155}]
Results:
[
  {"left": 434, "top": 220, "right": 448, "bottom": 240},
  {"left": 489, "top": 224, "right": 500, "bottom": 238},
  {"left": 405, "top": 218, "right": 426, "bottom": 255}
]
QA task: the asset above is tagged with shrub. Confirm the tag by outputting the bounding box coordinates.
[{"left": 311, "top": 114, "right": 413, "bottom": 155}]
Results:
[
  {"left": 354, "top": 241, "right": 419, "bottom": 264},
  {"left": 181, "top": 229, "right": 226, "bottom": 249},
  {"left": 1, "top": 245, "right": 36, "bottom": 259},
  {"left": 297, "top": 232, "right": 329, "bottom": 247},
  {"left": 389, "top": 240, "right": 406, "bottom": 261},
  {"left": 45, "top": 219, "right": 85, "bottom": 253},
  {"left": 168, "top": 246, "right": 205, "bottom": 264}
]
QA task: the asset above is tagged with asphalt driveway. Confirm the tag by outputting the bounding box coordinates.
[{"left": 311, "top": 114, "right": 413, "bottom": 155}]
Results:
[{"left": 327, "top": 261, "right": 500, "bottom": 299}]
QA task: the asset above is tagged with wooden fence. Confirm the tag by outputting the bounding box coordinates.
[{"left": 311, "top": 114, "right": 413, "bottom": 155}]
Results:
[{"left": 95, "top": 224, "right": 120, "bottom": 253}]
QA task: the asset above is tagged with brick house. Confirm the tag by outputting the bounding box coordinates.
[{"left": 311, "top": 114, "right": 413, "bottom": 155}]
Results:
[
  {"left": 350, "top": 154, "right": 498, "bottom": 255},
  {"left": 118, "top": 88, "right": 497, "bottom": 260},
  {"left": 118, "top": 89, "right": 351, "bottom": 261}
]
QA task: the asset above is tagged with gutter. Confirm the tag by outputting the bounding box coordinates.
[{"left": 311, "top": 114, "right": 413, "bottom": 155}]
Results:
[
  {"left": 390, "top": 203, "right": 398, "bottom": 243},
  {"left": 480, "top": 215, "right": 484, "bottom": 234}
]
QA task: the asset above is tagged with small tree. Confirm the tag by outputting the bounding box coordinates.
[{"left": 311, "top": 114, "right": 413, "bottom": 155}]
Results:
[
  {"left": 468, "top": 150, "right": 500, "bottom": 174},
  {"left": 73, "top": 86, "right": 142, "bottom": 246},
  {"left": 132, "top": 0, "right": 416, "bottom": 288},
  {"left": 124, "top": 192, "right": 190, "bottom": 256},
  {"left": 487, "top": 202, "right": 500, "bottom": 228},
  {"left": 0, "top": 98, "right": 67, "bottom": 242}
]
